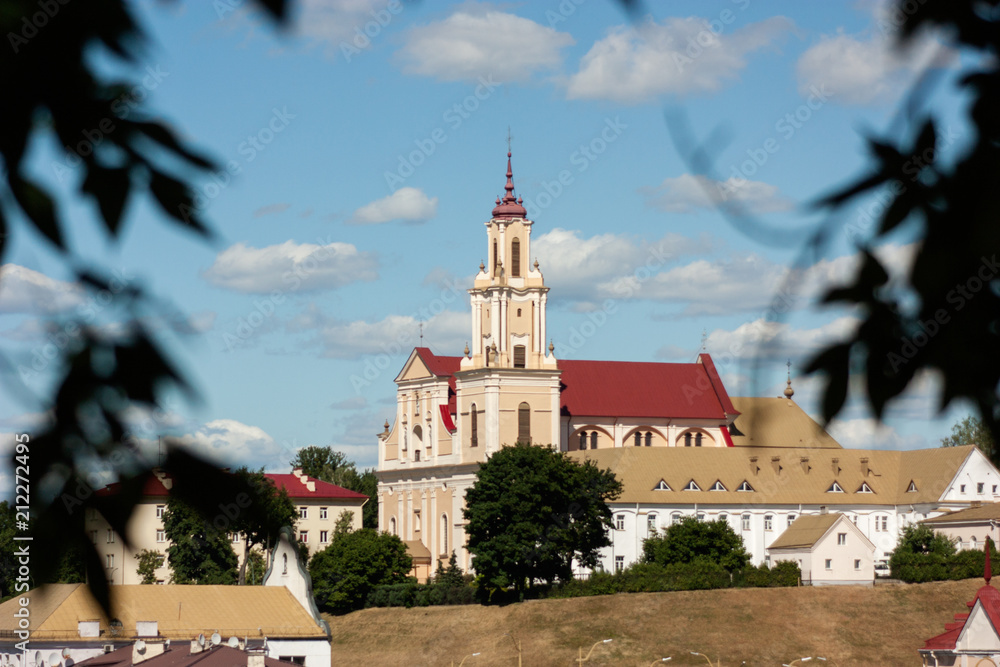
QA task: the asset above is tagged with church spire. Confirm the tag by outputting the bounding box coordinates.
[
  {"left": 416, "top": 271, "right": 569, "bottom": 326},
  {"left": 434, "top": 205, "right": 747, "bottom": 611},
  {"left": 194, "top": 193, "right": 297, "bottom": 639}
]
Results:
[{"left": 491, "top": 151, "right": 527, "bottom": 219}]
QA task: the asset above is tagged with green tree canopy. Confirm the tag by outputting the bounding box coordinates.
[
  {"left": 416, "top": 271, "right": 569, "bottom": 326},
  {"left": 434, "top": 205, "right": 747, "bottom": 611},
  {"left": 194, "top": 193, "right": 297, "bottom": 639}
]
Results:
[
  {"left": 134, "top": 549, "right": 164, "bottom": 585},
  {"left": 642, "top": 517, "right": 751, "bottom": 573},
  {"left": 162, "top": 497, "right": 238, "bottom": 585},
  {"left": 941, "top": 415, "right": 996, "bottom": 456},
  {"left": 229, "top": 468, "right": 298, "bottom": 584},
  {"left": 308, "top": 528, "right": 412, "bottom": 614},
  {"left": 463, "top": 443, "right": 623, "bottom": 600}
]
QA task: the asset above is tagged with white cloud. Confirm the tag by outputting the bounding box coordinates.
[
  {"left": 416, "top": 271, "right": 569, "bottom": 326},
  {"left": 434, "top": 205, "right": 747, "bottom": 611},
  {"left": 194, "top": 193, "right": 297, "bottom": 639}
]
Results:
[
  {"left": 296, "top": 0, "right": 397, "bottom": 50},
  {"left": 0, "top": 265, "right": 83, "bottom": 315},
  {"left": 674, "top": 316, "right": 861, "bottom": 364},
  {"left": 174, "top": 419, "right": 292, "bottom": 469},
  {"left": 202, "top": 240, "right": 378, "bottom": 294},
  {"left": 399, "top": 7, "right": 573, "bottom": 82},
  {"left": 349, "top": 187, "right": 438, "bottom": 225},
  {"left": 533, "top": 228, "right": 715, "bottom": 305},
  {"left": 827, "top": 417, "right": 929, "bottom": 450},
  {"left": 640, "top": 173, "right": 793, "bottom": 214},
  {"left": 566, "top": 16, "right": 792, "bottom": 103},
  {"left": 796, "top": 28, "right": 955, "bottom": 105}
]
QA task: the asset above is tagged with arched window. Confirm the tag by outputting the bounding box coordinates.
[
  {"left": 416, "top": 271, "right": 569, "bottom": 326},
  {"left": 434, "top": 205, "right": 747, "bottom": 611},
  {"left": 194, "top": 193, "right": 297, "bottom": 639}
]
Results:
[
  {"left": 513, "top": 345, "right": 526, "bottom": 368},
  {"left": 684, "top": 432, "right": 693, "bottom": 447},
  {"left": 389, "top": 517, "right": 396, "bottom": 536},
  {"left": 518, "top": 402, "right": 531, "bottom": 443},
  {"left": 647, "top": 514, "right": 657, "bottom": 533},
  {"left": 634, "top": 432, "right": 641, "bottom": 447},
  {"left": 511, "top": 238, "right": 521, "bottom": 277},
  {"left": 413, "top": 425, "right": 422, "bottom": 444},
  {"left": 971, "top": 535, "right": 978, "bottom": 550},
  {"left": 644, "top": 432, "right": 652, "bottom": 447},
  {"left": 671, "top": 512, "right": 682, "bottom": 525},
  {"left": 441, "top": 514, "right": 449, "bottom": 556},
  {"left": 414, "top": 512, "right": 421, "bottom": 532},
  {"left": 579, "top": 431, "right": 588, "bottom": 451},
  {"left": 695, "top": 432, "right": 703, "bottom": 447},
  {"left": 590, "top": 432, "right": 598, "bottom": 449},
  {"left": 492, "top": 240, "right": 498, "bottom": 274},
  {"left": 470, "top": 404, "right": 478, "bottom": 447}
]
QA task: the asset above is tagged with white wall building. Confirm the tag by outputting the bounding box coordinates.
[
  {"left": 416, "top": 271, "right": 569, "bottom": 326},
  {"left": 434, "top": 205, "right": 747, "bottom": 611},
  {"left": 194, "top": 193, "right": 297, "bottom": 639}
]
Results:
[{"left": 767, "top": 513, "right": 876, "bottom": 585}]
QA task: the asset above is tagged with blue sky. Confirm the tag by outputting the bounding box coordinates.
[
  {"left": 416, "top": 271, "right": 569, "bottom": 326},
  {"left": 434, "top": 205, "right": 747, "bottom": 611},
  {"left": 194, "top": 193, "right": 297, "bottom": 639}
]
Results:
[{"left": 0, "top": 0, "right": 979, "bottom": 487}]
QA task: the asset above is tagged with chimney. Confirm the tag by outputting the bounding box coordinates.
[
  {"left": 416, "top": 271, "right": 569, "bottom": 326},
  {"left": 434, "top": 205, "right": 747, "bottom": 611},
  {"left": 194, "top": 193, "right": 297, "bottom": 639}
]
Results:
[
  {"left": 831, "top": 458, "right": 841, "bottom": 476},
  {"left": 800, "top": 457, "right": 811, "bottom": 474},
  {"left": 291, "top": 467, "right": 303, "bottom": 478},
  {"left": 78, "top": 621, "right": 100, "bottom": 638},
  {"left": 749, "top": 457, "right": 759, "bottom": 476},
  {"left": 306, "top": 480, "right": 316, "bottom": 492},
  {"left": 861, "top": 458, "right": 870, "bottom": 477},
  {"left": 136, "top": 621, "right": 158, "bottom": 638},
  {"left": 248, "top": 652, "right": 267, "bottom": 667},
  {"left": 771, "top": 456, "right": 782, "bottom": 474}
]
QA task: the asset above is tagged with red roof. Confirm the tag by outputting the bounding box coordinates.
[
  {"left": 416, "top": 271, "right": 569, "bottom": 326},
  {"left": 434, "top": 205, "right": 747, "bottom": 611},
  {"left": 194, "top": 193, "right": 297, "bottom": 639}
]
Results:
[
  {"left": 558, "top": 354, "right": 737, "bottom": 420},
  {"left": 268, "top": 474, "right": 368, "bottom": 500},
  {"left": 412, "top": 348, "right": 737, "bottom": 421},
  {"left": 77, "top": 643, "right": 297, "bottom": 667},
  {"left": 922, "top": 545, "right": 1000, "bottom": 651},
  {"left": 96, "top": 474, "right": 170, "bottom": 497}
]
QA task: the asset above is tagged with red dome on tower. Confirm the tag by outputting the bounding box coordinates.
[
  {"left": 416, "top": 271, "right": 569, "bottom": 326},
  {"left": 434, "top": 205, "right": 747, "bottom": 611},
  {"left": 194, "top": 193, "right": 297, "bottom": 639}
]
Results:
[{"left": 491, "top": 151, "right": 527, "bottom": 219}]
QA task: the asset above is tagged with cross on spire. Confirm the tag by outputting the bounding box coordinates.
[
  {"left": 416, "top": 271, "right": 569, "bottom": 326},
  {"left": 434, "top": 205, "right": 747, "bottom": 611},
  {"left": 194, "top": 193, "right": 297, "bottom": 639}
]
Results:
[
  {"left": 506, "top": 126, "right": 513, "bottom": 153},
  {"left": 419, "top": 322, "right": 423, "bottom": 345}
]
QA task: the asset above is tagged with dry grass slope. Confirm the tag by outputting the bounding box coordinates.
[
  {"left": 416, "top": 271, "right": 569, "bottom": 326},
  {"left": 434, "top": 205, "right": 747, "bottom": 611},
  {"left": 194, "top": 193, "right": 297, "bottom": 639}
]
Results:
[{"left": 324, "top": 579, "right": 985, "bottom": 666}]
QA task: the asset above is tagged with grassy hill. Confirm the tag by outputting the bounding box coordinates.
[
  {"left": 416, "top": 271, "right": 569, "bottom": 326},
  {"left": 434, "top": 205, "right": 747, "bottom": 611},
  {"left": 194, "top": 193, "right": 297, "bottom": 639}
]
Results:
[{"left": 324, "top": 579, "right": 986, "bottom": 666}]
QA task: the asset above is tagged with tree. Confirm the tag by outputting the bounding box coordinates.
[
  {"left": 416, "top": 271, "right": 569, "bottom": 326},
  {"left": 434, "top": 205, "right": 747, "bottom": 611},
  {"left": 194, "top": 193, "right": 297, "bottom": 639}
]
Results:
[
  {"left": 229, "top": 468, "right": 298, "bottom": 585},
  {"left": 941, "top": 415, "right": 996, "bottom": 456},
  {"left": 289, "top": 447, "right": 378, "bottom": 529},
  {"left": 162, "top": 497, "right": 238, "bottom": 585},
  {"left": 334, "top": 510, "right": 354, "bottom": 536},
  {"left": 463, "top": 443, "right": 623, "bottom": 600},
  {"left": 308, "top": 528, "right": 412, "bottom": 614},
  {"left": 245, "top": 550, "right": 267, "bottom": 585},
  {"left": 135, "top": 549, "right": 164, "bottom": 585},
  {"left": 888, "top": 524, "right": 958, "bottom": 582},
  {"left": 642, "top": 517, "right": 751, "bottom": 573}
]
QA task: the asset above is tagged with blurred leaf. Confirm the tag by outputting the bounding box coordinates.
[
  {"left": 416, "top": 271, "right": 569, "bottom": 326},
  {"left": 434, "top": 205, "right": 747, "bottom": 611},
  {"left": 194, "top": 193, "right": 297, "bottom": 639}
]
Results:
[
  {"left": 148, "top": 169, "right": 209, "bottom": 236},
  {"left": 10, "top": 177, "right": 62, "bottom": 249},
  {"left": 133, "top": 121, "right": 216, "bottom": 171},
  {"left": 82, "top": 167, "right": 131, "bottom": 236}
]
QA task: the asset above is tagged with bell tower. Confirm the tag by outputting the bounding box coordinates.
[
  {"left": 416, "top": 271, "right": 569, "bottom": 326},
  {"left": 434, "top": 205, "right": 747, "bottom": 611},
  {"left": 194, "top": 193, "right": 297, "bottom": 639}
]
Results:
[
  {"left": 461, "top": 152, "right": 557, "bottom": 372},
  {"left": 455, "top": 151, "right": 561, "bottom": 455}
]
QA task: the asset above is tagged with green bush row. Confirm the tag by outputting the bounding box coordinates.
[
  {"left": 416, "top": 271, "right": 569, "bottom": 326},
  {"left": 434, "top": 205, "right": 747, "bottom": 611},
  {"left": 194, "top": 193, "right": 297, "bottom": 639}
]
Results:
[
  {"left": 546, "top": 559, "right": 800, "bottom": 598},
  {"left": 890, "top": 548, "right": 999, "bottom": 583},
  {"left": 366, "top": 580, "right": 477, "bottom": 608}
]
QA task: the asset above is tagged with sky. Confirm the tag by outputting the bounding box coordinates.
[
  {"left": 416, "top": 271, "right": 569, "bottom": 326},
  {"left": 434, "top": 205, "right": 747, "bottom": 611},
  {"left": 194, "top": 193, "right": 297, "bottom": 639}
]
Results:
[{"left": 0, "top": 0, "right": 982, "bottom": 492}]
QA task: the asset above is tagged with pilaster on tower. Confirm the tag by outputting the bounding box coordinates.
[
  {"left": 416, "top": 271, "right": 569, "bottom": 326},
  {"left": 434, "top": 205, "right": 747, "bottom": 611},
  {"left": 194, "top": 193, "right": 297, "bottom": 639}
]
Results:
[{"left": 462, "top": 151, "right": 557, "bottom": 371}]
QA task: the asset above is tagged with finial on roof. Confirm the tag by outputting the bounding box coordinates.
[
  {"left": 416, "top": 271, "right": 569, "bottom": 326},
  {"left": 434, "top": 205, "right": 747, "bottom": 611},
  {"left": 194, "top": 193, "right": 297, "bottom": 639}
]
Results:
[
  {"left": 987, "top": 539, "right": 993, "bottom": 586},
  {"left": 784, "top": 359, "right": 795, "bottom": 399},
  {"left": 383, "top": 419, "right": 390, "bottom": 434},
  {"left": 534, "top": 258, "right": 539, "bottom": 270},
  {"left": 463, "top": 342, "right": 470, "bottom": 357},
  {"left": 479, "top": 260, "right": 485, "bottom": 272},
  {"left": 491, "top": 148, "right": 527, "bottom": 219},
  {"left": 548, "top": 339, "right": 554, "bottom": 354}
]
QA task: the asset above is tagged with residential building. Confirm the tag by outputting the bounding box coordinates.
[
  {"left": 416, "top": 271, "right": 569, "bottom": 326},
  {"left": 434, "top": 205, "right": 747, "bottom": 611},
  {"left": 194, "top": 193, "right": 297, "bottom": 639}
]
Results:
[
  {"left": 88, "top": 468, "right": 366, "bottom": 585},
  {"left": 767, "top": 513, "right": 875, "bottom": 585},
  {"left": 374, "top": 150, "right": 1000, "bottom": 578},
  {"left": 921, "top": 502, "right": 1000, "bottom": 551}
]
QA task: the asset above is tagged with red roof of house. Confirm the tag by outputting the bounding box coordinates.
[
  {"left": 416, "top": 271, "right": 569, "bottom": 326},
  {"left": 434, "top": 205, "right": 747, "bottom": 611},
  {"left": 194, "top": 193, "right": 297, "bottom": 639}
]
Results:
[
  {"left": 413, "top": 348, "right": 737, "bottom": 421},
  {"left": 922, "top": 546, "right": 1000, "bottom": 651},
  {"left": 268, "top": 474, "right": 368, "bottom": 500},
  {"left": 76, "top": 643, "right": 297, "bottom": 667},
  {"left": 96, "top": 471, "right": 367, "bottom": 501}
]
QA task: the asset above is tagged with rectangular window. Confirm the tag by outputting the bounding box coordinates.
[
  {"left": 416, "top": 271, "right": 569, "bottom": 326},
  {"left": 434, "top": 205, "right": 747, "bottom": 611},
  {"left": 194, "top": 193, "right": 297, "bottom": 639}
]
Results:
[
  {"left": 880, "top": 516, "right": 888, "bottom": 532},
  {"left": 156, "top": 505, "right": 165, "bottom": 519},
  {"left": 825, "top": 559, "right": 832, "bottom": 570},
  {"left": 994, "top": 485, "right": 998, "bottom": 494},
  {"left": 764, "top": 515, "right": 773, "bottom": 531},
  {"left": 854, "top": 559, "right": 861, "bottom": 570},
  {"left": 320, "top": 507, "right": 328, "bottom": 520},
  {"left": 232, "top": 532, "right": 241, "bottom": 544},
  {"left": 961, "top": 484, "right": 967, "bottom": 493},
  {"left": 742, "top": 514, "right": 750, "bottom": 531},
  {"left": 414, "top": 450, "right": 421, "bottom": 462},
  {"left": 837, "top": 533, "right": 847, "bottom": 546},
  {"left": 299, "top": 531, "right": 308, "bottom": 543},
  {"left": 298, "top": 507, "right": 308, "bottom": 519},
  {"left": 106, "top": 554, "right": 114, "bottom": 569},
  {"left": 979, "top": 483, "right": 985, "bottom": 494},
  {"left": 787, "top": 514, "right": 796, "bottom": 528},
  {"left": 320, "top": 530, "right": 329, "bottom": 544},
  {"left": 107, "top": 529, "right": 115, "bottom": 544},
  {"left": 513, "top": 345, "right": 525, "bottom": 368},
  {"left": 647, "top": 515, "right": 657, "bottom": 533},
  {"left": 156, "top": 530, "right": 165, "bottom": 543},
  {"left": 615, "top": 514, "right": 625, "bottom": 531},
  {"left": 614, "top": 556, "right": 624, "bottom": 573},
  {"left": 90, "top": 530, "right": 98, "bottom": 544}
]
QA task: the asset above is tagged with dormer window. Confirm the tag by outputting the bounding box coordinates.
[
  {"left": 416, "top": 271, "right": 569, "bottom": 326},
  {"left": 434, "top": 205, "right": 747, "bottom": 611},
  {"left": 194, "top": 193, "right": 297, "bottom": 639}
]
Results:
[
  {"left": 653, "top": 479, "right": 671, "bottom": 491},
  {"left": 827, "top": 481, "right": 845, "bottom": 493},
  {"left": 906, "top": 480, "right": 918, "bottom": 493},
  {"left": 683, "top": 479, "right": 701, "bottom": 491},
  {"left": 737, "top": 480, "right": 754, "bottom": 492},
  {"left": 710, "top": 480, "right": 727, "bottom": 492},
  {"left": 856, "top": 482, "right": 874, "bottom": 494}
]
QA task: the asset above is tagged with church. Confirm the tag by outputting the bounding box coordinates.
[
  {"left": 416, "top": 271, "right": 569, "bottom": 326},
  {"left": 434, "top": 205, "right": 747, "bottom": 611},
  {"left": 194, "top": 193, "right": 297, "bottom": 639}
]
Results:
[{"left": 375, "top": 152, "right": 1000, "bottom": 580}]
